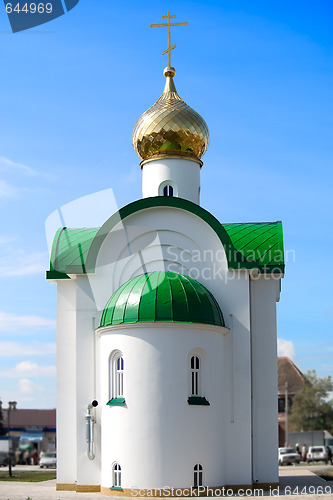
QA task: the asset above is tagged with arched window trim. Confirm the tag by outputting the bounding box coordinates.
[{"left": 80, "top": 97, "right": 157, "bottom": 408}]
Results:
[
  {"left": 193, "top": 463, "right": 204, "bottom": 487},
  {"left": 107, "top": 350, "right": 126, "bottom": 406},
  {"left": 159, "top": 180, "right": 178, "bottom": 198},
  {"left": 111, "top": 462, "right": 122, "bottom": 490}
]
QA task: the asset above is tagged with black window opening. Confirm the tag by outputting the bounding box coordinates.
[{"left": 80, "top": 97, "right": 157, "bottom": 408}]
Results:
[
  {"left": 112, "top": 463, "right": 121, "bottom": 488},
  {"left": 163, "top": 185, "right": 174, "bottom": 197},
  {"left": 188, "top": 354, "right": 210, "bottom": 406},
  {"left": 278, "top": 397, "right": 293, "bottom": 413},
  {"left": 115, "top": 356, "right": 124, "bottom": 398},
  {"left": 191, "top": 355, "right": 200, "bottom": 396},
  {"left": 194, "top": 463, "right": 203, "bottom": 487}
]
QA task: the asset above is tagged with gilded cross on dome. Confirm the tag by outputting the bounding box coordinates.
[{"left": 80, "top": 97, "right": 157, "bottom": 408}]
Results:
[{"left": 151, "top": 12, "right": 188, "bottom": 68}]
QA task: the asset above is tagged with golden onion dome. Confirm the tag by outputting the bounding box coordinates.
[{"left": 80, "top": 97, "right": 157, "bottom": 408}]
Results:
[{"left": 132, "top": 66, "right": 209, "bottom": 164}]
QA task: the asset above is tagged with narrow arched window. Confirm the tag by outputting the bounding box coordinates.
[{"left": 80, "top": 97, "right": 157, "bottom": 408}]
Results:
[
  {"left": 191, "top": 355, "right": 200, "bottom": 396},
  {"left": 188, "top": 352, "right": 209, "bottom": 406},
  {"left": 107, "top": 351, "right": 125, "bottom": 405},
  {"left": 163, "top": 185, "right": 173, "bottom": 197},
  {"left": 115, "top": 356, "right": 124, "bottom": 398},
  {"left": 112, "top": 463, "right": 121, "bottom": 488},
  {"left": 193, "top": 463, "right": 203, "bottom": 487}
]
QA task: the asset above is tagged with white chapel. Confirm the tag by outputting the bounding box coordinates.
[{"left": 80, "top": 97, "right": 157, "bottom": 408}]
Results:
[{"left": 47, "top": 13, "right": 285, "bottom": 495}]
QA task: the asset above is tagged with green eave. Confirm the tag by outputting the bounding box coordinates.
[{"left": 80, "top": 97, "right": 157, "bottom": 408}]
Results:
[
  {"left": 107, "top": 398, "right": 126, "bottom": 406},
  {"left": 47, "top": 197, "right": 284, "bottom": 279},
  {"left": 223, "top": 222, "right": 284, "bottom": 269},
  {"left": 48, "top": 227, "right": 99, "bottom": 277}
]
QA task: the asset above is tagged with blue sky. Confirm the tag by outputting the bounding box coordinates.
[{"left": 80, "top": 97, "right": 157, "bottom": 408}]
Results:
[{"left": 0, "top": 0, "right": 332, "bottom": 408}]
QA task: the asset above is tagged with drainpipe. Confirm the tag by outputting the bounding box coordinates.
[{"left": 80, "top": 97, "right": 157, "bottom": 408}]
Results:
[
  {"left": 85, "top": 401, "right": 98, "bottom": 460},
  {"left": 249, "top": 274, "right": 258, "bottom": 484}
]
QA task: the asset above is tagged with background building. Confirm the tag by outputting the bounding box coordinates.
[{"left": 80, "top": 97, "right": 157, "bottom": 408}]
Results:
[
  {"left": 2, "top": 405, "right": 56, "bottom": 455},
  {"left": 278, "top": 356, "right": 306, "bottom": 446}
]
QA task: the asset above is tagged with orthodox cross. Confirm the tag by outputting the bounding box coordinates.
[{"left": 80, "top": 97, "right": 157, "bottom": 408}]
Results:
[{"left": 151, "top": 12, "right": 188, "bottom": 68}]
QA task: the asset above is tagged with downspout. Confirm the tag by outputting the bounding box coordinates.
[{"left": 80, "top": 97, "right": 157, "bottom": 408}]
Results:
[
  {"left": 92, "top": 317, "right": 97, "bottom": 400},
  {"left": 86, "top": 316, "right": 98, "bottom": 461},
  {"left": 86, "top": 401, "right": 98, "bottom": 460},
  {"left": 229, "top": 314, "right": 234, "bottom": 424},
  {"left": 249, "top": 274, "right": 258, "bottom": 484}
]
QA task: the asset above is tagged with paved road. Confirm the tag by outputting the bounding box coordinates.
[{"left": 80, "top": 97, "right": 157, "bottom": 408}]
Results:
[{"left": 0, "top": 466, "right": 332, "bottom": 499}]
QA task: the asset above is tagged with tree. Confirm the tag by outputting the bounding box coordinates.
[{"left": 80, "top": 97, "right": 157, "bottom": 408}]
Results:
[{"left": 289, "top": 370, "right": 333, "bottom": 432}]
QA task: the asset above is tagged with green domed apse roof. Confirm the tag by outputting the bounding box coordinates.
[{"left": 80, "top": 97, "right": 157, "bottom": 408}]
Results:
[{"left": 100, "top": 272, "right": 224, "bottom": 328}]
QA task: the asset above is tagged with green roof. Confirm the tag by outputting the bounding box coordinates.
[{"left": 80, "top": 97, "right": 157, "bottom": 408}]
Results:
[
  {"left": 223, "top": 222, "right": 284, "bottom": 267},
  {"left": 49, "top": 227, "right": 99, "bottom": 277},
  {"left": 99, "top": 272, "right": 225, "bottom": 328},
  {"left": 47, "top": 197, "right": 284, "bottom": 279}
]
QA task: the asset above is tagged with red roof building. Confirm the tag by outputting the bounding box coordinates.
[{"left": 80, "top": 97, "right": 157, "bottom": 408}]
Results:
[
  {"left": 278, "top": 357, "right": 306, "bottom": 446},
  {"left": 2, "top": 406, "right": 56, "bottom": 453}
]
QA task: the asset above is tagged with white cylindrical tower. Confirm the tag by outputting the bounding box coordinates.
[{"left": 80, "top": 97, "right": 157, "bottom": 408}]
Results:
[
  {"left": 132, "top": 66, "right": 209, "bottom": 205},
  {"left": 141, "top": 157, "right": 200, "bottom": 203},
  {"left": 97, "top": 272, "right": 229, "bottom": 494}
]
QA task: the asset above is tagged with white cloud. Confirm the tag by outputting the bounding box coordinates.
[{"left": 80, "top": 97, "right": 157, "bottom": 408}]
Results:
[
  {"left": 277, "top": 338, "right": 295, "bottom": 359},
  {"left": 0, "top": 250, "right": 48, "bottom": 277},
  {"left": 19, "top": 378, "right": 45, "bottom": 394},
  {"left": 0, "top": 179, "right": 19, "bottom": 199},
  {"left": 0, "top": 312, "right": 55, "bottom": 332},
  {"left": 17, "top": 361, "right": 56, "bottom": 377},
  {"left": 0, "top": 341, "right": 56, "bottom": 357},
  {"left": 0, "top": 374, "right": 56, "bottom": 408},
  {"left": 0, "top": 156, "right": 36, "bottom": 175},
  {"left": 1, "top": 361, "right": 56, "bottom": 378},
  {"left": 0, "top": 236, "right": 17, "bottom": 245}
]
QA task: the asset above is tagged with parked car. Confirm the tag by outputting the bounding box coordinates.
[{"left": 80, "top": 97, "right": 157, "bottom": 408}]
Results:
[
  {"left": 39, "top": 452, "right": 57, "bottom": 468},
  {"left": 0, "top": 451, "right": 16, "bottom": 467},
  {"left": 307, "top": 446, "right": 328, "bottom": 464},
  {"left": 278, "top": 447, "right": 301, "bottom": 465}
]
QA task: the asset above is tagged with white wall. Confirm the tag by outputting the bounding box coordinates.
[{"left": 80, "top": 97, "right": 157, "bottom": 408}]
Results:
[
  {"left": 98, "top": 323, "right": 229, "bottom": 489},
  {"left": 56, "top": 280, "right": 77, "bottom": 484},
  {"left": 222, "top": 274, "right": 252, "bottom": 486},
  {"left": 250, "top": 276, "right": 279, "bottom": 484},
  {"left": 56, "top": 277, "right": 102, "bottom": 487},
  {"left": 142, "top": 158, "right": 201, "bottom": 204},
  {"left": 75, "top": 276, "right": 101, "bottom": 487}
]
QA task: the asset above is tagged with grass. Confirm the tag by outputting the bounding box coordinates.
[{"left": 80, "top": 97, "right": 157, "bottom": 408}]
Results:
[{"left": 0, "top": 469, "right": 56, "bottom": 482}]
